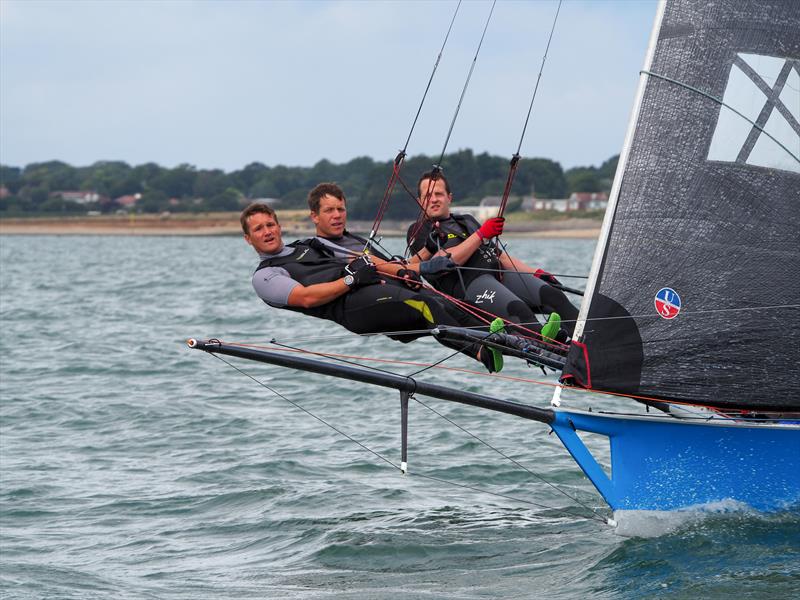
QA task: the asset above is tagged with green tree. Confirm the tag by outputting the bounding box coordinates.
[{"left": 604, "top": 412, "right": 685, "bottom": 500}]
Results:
[
  {"left": 0, "top": 165, "right": 22, "bottom": 193},
  {"left": 566, "top": 169, "right": 601, "bottom": 193},
  {"left": 152, "top": 164, "right": 196, "bottom": 197},
  {"left": 206, "top": 187, "right": 242, "bottom": 211},
  {"left": 138, "top": 190, "right": 168, "bottom": 213}
]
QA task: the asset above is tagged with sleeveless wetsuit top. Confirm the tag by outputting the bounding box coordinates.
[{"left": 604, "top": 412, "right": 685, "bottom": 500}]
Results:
[
  {"left": 255, "top": 238, "right": 349, "bottom": 322},
  {"left": 406, "top": 214, "right": 501, "bottom": 297}
]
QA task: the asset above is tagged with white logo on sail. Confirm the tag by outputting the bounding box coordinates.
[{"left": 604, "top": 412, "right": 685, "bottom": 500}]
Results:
[{"left": 707, "top": 53, "right": 800, "bottom": 174}]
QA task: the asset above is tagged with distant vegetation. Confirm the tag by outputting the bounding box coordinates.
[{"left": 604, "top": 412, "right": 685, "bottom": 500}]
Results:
[{"left": 0, "top": 151, "right": 618, "bottom": 219}]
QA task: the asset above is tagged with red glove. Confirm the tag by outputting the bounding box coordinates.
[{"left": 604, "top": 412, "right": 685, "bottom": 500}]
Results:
[
  {"left": 534, "top": 268, "right": 561, "bottom": 286},
  {"left": 477, "top": 217, "right": 505, "bottom": 240}
]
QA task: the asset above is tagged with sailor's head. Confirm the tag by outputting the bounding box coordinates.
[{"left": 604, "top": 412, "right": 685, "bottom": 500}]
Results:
[
  {"left": 417, "top": 171, "right": 452, "bottom": 220},
  {"left": 241, "top": 202, "right": 283, "bottom": 254},
  {"left": 309, "top": 182, "right": 347, "bottom": 238}
]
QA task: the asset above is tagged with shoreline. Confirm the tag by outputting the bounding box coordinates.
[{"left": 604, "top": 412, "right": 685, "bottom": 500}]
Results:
[{"left": 0, "top": 214, "right": 601, "bottom": 239}]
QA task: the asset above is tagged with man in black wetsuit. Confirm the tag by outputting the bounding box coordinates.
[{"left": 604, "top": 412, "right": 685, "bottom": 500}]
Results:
[
  {"left": 241, "top": 197, "right": 508, "bottom": 372},
  {"left": 406, "top": 171, "right": 579, "bottom": 338}
]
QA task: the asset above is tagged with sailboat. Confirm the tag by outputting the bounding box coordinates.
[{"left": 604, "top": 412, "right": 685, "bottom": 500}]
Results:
[{"left": 190, "top": 0, "right": 799, "bottom": 514}]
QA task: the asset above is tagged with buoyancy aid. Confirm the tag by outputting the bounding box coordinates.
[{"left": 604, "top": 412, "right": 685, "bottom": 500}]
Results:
[
  {"left": 255, "top": 238, "right": 348, "bottom": 322},
  {"left": 407, "top": 213, "right": 501, "bottom": 296}
]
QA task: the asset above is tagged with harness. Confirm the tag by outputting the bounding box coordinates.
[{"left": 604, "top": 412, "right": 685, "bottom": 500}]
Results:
[
  {"left": 409, "top": 214, "right": 501, "bottom": 296},
  {"left": 255, "top": 239, "right": 348, "bottom": 322}
]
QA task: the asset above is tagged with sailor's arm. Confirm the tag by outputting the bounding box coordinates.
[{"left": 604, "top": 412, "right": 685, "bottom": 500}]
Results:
[
  {"left": 287, "top": 279, "right": 350, "bottom": 308},
  {"left": 499, "top": 253, "right": 561, "bottom": 284},
  {"left": 426, "top": 216, "right": 505, "bottom": 266},
  {"left": 370, "top": 255, "right": 406, "bottom": 276},
  {"left": 498, "top": 252, "right": 537, "bottom": 273},
  {"left": 253, "top": 267, "right": 349, "bottom": 309}
]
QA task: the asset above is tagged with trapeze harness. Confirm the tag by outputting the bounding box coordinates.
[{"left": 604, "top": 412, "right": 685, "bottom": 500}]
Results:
[
  {"left": 407, "top": 213, "right": 501, "bottom": 297},
  {"left": 255, "top": 238, "right": 350, "bottom": 323}
]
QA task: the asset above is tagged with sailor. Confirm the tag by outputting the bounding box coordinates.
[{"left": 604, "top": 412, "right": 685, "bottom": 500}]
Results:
[
  {"left": 406, "top": 171, "right": 579, "bottom": 338},
  {"left": 241, "top": 199, "right": 506, "bottom": 372},
  {"left": 305, "top": 182, "right": 455, "bottom": 287}
]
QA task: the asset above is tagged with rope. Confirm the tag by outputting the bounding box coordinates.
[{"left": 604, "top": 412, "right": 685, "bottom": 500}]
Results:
[
  {"left": 210, "top": 340, "right": 795, "bottom": 421},
  {"left": 404, "top": 2, "right": 497, "bottom": 257},
  {"left": 435, "top": 0, "right": 496, "bottom": 170},
  {"left": 207, "top": 350, "right": 608, "bottom": 524},
  {"left": 366, "top": 1, "right": 462, "bottom": 250},
  {"left": 411, "top": 395, "right": 608, "bottom": 521},
  {"left": 497, "top": 0, "right": 562, "bottom": 217}
]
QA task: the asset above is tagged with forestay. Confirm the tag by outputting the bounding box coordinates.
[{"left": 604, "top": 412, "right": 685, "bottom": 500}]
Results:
[{"left": 562, "top": 0, "right": 800, "bottom": 411}]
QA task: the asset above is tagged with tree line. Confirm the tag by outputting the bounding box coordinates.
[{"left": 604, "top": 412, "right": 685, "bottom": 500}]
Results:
[{"left": 0, "top": 151, "right": 618, "bottom": 219}]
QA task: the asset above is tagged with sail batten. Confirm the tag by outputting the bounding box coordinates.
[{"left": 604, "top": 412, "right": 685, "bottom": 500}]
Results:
[{"left": 563, "top": 0, "right": 800, "bottom": 411}]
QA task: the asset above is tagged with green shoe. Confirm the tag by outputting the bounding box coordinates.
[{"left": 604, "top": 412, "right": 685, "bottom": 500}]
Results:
[
  {"left": 490, "top": 317, "right": 506, "bottom": 334},
  {"left": 486, "top": 317, "right": 505, "bottom": 373},
  {"left": 541, "top": 312, "right": 561, "bottom": 341}
]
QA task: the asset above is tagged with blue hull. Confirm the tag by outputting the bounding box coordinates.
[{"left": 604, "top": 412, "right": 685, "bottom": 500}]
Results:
[{"left": 551, "top": 410, "right": 800, "bottom": 511}]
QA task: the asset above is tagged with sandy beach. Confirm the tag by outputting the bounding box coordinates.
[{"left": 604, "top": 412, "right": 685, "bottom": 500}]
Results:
[{"left": 0, "top": 213, "right": 601, "bottom": 238}]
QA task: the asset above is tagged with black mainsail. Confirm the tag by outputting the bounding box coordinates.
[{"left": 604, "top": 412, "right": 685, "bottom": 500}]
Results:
[{"left": 562, "top": 0, "right": 800, "bottom": 410}]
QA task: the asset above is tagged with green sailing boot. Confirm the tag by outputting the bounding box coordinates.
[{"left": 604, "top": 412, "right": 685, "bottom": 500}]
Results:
[{"left": 541, "top": 312, "right": 561, "bottom": 341}]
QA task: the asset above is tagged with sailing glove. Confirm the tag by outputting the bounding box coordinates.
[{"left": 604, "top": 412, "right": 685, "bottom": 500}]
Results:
[
  {"left": 476, "top": 217, "right": 505, "bottom": 240},
  {"left": 396, "top": 268, "right": 422, "bottom": 290},
  {"left": 346, "top": 256, "right": 381, "bottom": 288},
  {"left": 534, "top": 268, "right": 561, "bottom": 286},
  {"left": 419, "top": 255, "right": 457, "bottom": 276}
]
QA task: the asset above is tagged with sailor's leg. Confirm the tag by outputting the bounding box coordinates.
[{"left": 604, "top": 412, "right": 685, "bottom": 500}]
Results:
[
  {"left": 340, "top": 283, "right": 492, "bottom": 369},
  {"left": 462, "top": 274, "right": 542, "bottom": 334},
  {"left": 502, "top": 272, "right": 578, "bottom": 336},
  {"left": 539, "top": 285, "right": 578, "bottom": 336},
  {"left": 340, "top": 283, "right": 434, "bottom": 336}
]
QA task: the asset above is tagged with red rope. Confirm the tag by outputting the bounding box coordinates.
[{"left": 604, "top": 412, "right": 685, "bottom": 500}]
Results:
[
  {"left": 497, "top": 154, "right": 520, "bottom": 218},
  {"left": 221, "top": 340, "right": 759, "bottom": 417},
  {"left": 367, "top": 152, "right": 405, "bottom": 246},
  {"left": 404, "top": 168, "right": 441, "bottom": 258},
  {"left": 378, "top": 269, "right": 569, "bottom": 352}
]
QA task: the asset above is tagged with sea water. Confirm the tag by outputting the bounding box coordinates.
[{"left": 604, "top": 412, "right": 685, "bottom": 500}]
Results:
[{"left": 1, "top": 234, "right": 798, "bottom": 599}]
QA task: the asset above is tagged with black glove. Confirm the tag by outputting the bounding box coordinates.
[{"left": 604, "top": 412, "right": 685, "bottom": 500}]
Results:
[
  {"left": 351, "top": 265, "right": 381, "bottom": 288},
  {"left": 346, "top": 255, "right": 372, "bottom": 273},
  {"left": 419, "top": 255, "right": 457, "bottom": 276},
  {"left": 396, "top": 268, "right": 422, "bottom": 290},
  {"left": 345, "top": 255, "right": 381, "bottom": 288},
  {"left": 534, "top": 268, "right": 561, "bottom": 287}
]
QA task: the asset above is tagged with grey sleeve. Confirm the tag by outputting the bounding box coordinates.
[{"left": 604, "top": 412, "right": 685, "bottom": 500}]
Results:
[{"left": 251, "top": 266, "right": 300, "bottom": 307}]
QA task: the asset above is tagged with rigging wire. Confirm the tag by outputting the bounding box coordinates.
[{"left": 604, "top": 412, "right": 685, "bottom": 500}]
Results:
[
  {"left": 485, "top": 1, "right": 565, "bottom": 323},
  {"left": 405, "top": 0, "right": 498, "bottom": 257},
  {"left": 228, "top": 302, "right": 798, "bottom": 347},
  {"left": 207, "top": 350, "right": 608, "bottom": 524},
  {"left": 435, "top": 0, "right": 496, "bottom": 171},
  {"left": 410, "top": 395, "right": 608, "bottom": 520},
  {"left": 366, "top": 1, "right": 463, "bottom": 251},
  {"left": 208, "top": 340, "right": 796, "bottom": 421},
  {"left": 498, "top": 0, "right": 563, "bottom": 218}
]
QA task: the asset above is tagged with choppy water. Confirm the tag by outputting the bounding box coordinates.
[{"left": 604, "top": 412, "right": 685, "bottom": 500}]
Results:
[{"left": 1, "top": 234, "right": 798, "bottom": 599}]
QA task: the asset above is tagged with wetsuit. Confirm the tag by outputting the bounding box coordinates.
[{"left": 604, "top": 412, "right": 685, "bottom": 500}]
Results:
[
  {"left": 252, "top": 237, "right": 488, "bottom": 358},
  {"left": 407, "top": 214, "right": 578, "bottom": 335}
]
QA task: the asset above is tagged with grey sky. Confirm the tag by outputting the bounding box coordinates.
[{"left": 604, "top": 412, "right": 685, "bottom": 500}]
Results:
[{"left": 1, "top": 0, "right": 657, "bottom": 172}]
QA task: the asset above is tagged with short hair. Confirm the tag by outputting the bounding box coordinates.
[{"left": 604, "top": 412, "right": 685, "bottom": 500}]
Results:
[
  {"left": 240, "top": 202, "right": 278, "bottom": 234},
  {"left": 308, "top": 182, "right": 346, "bottom": 213},
  {"left": 417, "top": 170, "right": 451, "bottom": 197}
]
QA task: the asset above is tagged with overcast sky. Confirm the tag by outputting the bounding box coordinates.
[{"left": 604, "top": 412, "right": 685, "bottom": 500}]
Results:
[{"left": 1, "top": 0, "right": 658, "bottom": 172}]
